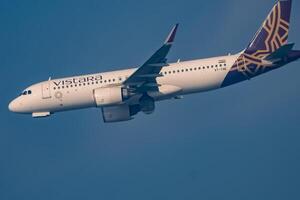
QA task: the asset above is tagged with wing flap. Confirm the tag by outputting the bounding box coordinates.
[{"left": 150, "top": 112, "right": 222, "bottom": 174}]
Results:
[{"left": 137, "top": 74, "right": 163, "bottom": 78}]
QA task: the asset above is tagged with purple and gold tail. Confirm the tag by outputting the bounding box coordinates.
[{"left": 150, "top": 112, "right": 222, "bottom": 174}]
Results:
[
  {"left": 222, "top": 0, "right": 295, "bottom": 87},
  {"left": 245, "top": 0, "right": 292, "bottom": 56}
]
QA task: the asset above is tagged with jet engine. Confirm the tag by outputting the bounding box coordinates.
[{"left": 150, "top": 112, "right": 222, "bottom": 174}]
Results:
[
  {"left": 101, "top": 104, "right": 140, "bottom": 123},
  {"left": 139, "top": 94, "right": 155, "bottom": 115},
  {"left": 93, "top": 87, "right": 129, "bottom": 107}
]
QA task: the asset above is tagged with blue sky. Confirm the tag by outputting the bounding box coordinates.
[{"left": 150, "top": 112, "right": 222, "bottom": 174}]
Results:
[{"left": 1, "top": 0, "right": 300, "bottom": 199}]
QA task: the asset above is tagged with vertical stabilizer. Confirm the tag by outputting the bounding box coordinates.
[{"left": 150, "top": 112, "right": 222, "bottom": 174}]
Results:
[
  {"left": 221, "top": 0, "right": 294, "bottom": 87},
  {"left": 245, "top": 0, "right": 292, "bottom": 57}
]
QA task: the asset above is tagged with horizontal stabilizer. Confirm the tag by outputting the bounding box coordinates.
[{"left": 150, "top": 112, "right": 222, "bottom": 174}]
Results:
[{"left": 265, "top": 43, "right": 294, "bottom": 61}]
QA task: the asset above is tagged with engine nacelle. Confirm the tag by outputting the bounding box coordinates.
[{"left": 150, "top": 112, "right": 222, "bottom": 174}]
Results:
[
  {"left": 94, "top": 87, "right": 129, "bottom": 107},
  {"left": 102, "top": 104, "right": 132, "bottom": 123},
  {"left": 139, "top": 95, "right": 155, "bottom": 115},
  {"left": 101, "top": 104, "right": 141, "bottom": 123}
]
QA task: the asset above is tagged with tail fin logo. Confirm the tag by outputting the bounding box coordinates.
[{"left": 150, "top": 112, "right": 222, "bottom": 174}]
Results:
[
  {"left": 246, "top": 0, "right": 291, "bottom": 57},
  {"left": 235, "top": 0, "right": 292, "bottom": 75},
  {"left": 222, "top": 0, "right": 293, "bottom": 87}
]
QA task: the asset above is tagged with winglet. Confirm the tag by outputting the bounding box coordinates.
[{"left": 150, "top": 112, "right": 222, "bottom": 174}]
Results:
[{"left": 164, "top": 23, "right": 179, "bottom": 44}]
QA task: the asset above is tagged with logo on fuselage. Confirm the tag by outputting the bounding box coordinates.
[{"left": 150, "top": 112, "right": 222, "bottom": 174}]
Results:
[{"left": 52, "top": 74, "right": 103, "bottom": 87}]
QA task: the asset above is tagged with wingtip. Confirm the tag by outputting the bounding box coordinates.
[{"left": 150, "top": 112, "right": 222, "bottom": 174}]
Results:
[{"left": 164, "top": 23, "right": 179, "bottom": 44}]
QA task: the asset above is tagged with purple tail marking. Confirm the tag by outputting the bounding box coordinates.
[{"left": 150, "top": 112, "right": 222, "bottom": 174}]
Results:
[{"left": 222, "top": 0, "right": 293, "bottom": 88}]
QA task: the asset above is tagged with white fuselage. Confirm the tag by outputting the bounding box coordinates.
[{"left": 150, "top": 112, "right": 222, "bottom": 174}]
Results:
[
  {"left": 8, "top": 54, "right": 239, "bottom": 115},
  {"left": 8, "top": 0, "right": 298, "bottom": 121}
]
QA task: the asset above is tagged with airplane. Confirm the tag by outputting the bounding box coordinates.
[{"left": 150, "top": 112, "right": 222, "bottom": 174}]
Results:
[{"left": 8, "top": 0, "right": 300, "bottom": 123}]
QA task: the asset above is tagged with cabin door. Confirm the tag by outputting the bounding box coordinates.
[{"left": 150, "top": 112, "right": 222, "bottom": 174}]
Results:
[{"left": 41, "top": 81, "right": 51, "bottom": 99}]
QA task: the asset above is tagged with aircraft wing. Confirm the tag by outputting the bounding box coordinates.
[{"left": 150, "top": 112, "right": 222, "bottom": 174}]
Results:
[{"left": 123, "top": 24, "right": 179, "bottom": 92}]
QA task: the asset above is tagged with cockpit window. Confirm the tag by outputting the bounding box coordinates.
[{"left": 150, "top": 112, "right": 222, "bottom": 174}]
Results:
[{"left": 21, "top": 90, "right": 32, "bottom": 96}]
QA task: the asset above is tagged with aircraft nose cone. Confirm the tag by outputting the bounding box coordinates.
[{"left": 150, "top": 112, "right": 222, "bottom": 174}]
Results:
[
  {"left": 8, "top": 97, "right": 31, "bottom": 114},
  {"left": 8, "top": 100, "right": 17, "bottom": 112}
]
